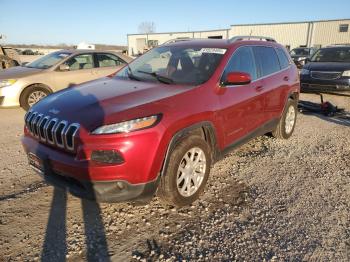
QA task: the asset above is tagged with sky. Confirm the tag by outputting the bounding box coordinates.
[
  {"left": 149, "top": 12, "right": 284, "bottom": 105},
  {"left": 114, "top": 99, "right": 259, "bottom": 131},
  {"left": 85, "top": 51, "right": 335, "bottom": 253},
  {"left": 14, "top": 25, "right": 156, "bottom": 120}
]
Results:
[{"left": 0, "top": 0, "right": 349, "bottom": 46}]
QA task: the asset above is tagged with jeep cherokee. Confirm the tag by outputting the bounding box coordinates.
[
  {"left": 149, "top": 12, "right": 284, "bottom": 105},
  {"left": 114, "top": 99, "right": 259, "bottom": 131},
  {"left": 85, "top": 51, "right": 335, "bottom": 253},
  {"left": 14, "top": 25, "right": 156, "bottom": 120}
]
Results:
[{"left": 22, "top": 36, "right": 300, "bottom": 207}]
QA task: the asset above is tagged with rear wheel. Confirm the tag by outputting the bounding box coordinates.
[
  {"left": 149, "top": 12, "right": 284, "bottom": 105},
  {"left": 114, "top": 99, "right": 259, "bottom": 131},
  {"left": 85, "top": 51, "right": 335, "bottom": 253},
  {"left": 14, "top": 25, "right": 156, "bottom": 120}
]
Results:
[
  {"left": 20, "top": 85, "right": 51, "bottom": 111},
  {"left": 158, "top": 136, "right": 211, "bottom": 207},
  {"left": 272, "top": 98, "right": 297, "bottom": 139}
]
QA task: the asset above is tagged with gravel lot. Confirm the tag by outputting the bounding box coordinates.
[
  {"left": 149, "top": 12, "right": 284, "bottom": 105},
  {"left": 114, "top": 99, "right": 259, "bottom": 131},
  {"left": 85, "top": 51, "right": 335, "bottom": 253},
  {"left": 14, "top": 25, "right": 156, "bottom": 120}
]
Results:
[{"left": 0, "top": 93, "right": 349, "bottom": 261}]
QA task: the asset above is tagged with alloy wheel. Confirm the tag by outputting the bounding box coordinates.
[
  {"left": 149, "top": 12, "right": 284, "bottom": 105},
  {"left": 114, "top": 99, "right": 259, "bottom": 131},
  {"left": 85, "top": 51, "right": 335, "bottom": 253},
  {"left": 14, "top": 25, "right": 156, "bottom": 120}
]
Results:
[{"left": 176, "top": 147, "right": 207, "bottom": 197}]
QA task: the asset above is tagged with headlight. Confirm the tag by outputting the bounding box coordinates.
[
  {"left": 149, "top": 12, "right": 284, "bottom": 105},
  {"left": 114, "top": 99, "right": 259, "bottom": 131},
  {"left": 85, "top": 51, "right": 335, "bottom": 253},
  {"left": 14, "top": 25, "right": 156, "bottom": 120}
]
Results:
[
  {"left": 0, "top": 79, "right": 17, "bottom": 88},
  {"left": 92, "top": 115, "right": 160, "bottom": 135},
  {"left": 342, "top": 70, "right": 350, "bottom": 77},
  {"left": 300, "top": 69, "right": 310, "bottom": 75}
]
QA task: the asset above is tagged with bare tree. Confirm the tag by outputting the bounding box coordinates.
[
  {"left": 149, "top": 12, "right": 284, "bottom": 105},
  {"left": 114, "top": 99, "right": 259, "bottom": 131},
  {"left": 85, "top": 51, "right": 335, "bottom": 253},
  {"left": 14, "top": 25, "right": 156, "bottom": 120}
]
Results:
[{"left": 138, "top": 22, "right": 156, "bottom": 34}]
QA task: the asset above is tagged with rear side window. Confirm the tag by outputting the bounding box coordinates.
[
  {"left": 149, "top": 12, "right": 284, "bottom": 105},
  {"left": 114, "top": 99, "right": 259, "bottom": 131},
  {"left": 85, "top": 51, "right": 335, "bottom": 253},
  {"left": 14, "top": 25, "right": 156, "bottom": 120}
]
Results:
[
  {"left": 253, "top": 46, "right": 280, "bottom": 76},
  {"left": 276, "top": 48, "right": 291, "bottom": 69},
  {"left": 222, "top": 46, "right": 257, "bottom": 81},
  {"left": 64, "top": 54, "right": 94, "bottom": 71},
  {"left": 96, "top": 53, "right": 126, "bottom": 67}
]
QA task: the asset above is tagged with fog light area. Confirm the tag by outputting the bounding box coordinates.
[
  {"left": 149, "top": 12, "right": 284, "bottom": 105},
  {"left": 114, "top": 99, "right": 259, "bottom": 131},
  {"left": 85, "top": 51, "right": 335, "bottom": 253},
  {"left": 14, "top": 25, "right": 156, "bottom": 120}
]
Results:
[{"left": 91, "top": 150, "right": 125, "bottom": 164}]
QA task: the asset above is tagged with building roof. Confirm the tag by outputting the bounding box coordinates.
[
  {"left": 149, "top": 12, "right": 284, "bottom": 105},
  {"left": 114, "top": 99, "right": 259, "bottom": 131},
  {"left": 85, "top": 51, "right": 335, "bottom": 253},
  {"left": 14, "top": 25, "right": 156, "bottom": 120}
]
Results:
[
  {"left": 127, "top": 28, "right": 229, "bottom": 36},
  {"left": 230, "top": 18, "right": 350, "bottom": 27},
  {"left": 127, "top": 18, "right": 349, "bottom": 37}
]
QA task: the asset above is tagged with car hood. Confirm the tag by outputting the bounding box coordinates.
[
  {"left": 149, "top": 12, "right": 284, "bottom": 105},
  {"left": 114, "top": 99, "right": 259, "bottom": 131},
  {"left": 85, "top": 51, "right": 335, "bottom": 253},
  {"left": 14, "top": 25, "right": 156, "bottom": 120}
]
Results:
[
  {"left": 32, "top": 77, "right": 193, "bottom": 130},
  {"left": 0, "top": 66, "right": 44, "bottom": 79},
  {"left": 304, "top": 62, "right": 350, "bottom": 71},
  {"left": 291, "top": 55, "right": 307, "bottom": 59}
]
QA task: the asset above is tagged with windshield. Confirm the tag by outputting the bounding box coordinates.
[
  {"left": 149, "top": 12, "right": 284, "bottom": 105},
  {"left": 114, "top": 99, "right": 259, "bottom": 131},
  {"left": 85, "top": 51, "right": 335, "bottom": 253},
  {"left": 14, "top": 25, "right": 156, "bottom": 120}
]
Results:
[
  {"left": 310, "top": 47, "right": 350, "bottom": 62},
  {"left": 290, "top": 48, "right": 310, "bottom": 56},
  {"left": 116, "top": 45, "right": 226, "bottom": 85},
  {"left": 25, "top": 51, "right": 72, "bottom": 69}
]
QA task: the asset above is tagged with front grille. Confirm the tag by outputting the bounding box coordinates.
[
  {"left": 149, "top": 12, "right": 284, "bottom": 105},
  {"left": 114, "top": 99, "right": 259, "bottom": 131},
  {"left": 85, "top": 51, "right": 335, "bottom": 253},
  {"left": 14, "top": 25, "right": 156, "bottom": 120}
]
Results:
[
  {"left": 24, "top": 110, "right": 80, "bottom": 152},
  {"left": 311, "top": 71, "right": 342, "bottom": 80}
]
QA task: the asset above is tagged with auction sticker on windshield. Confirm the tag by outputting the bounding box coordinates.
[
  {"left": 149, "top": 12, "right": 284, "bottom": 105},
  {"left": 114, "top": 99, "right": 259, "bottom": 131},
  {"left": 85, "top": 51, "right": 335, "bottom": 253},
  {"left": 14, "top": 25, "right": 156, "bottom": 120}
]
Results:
[{"left": 200, "top": 48, "right": 227, "bottom": 54}]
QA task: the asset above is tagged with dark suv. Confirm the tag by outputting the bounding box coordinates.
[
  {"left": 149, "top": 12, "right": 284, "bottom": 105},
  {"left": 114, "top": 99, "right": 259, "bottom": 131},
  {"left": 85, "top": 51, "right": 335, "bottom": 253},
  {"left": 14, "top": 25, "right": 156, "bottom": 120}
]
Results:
[
  {"left": 22, "top": 36, "right": 300, "bottom": 207},
  {"left": 290, "top": 47, "right": 316, "bottom": 69},
  {"left": 300, "top": 46, "right": 350, "bottom": 94}
]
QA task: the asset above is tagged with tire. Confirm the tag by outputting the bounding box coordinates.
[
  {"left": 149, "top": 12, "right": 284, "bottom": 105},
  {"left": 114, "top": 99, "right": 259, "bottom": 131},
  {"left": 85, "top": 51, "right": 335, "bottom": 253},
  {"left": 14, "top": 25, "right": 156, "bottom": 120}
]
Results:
[
  {"left": 158, "top": 135, "right": 212, "bottom": 207},
  {"left": 20, "top": 84, "right": 51, "bottom": 111},
  {"left": 272, "top": 98, "right": 297, "bottom": 139}
]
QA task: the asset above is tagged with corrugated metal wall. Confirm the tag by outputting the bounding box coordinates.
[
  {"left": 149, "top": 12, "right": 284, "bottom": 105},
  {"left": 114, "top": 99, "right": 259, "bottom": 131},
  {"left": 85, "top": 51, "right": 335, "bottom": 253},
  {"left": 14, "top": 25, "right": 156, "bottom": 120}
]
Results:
[
  {"left": 229, "top": 23, "right": 309, "bottom": 49},
  {"left": 311, "top": 20, "right": 350, "bottom": 47},
  {"left": 127, "top": 19, "right": 350, "bottom": 55}
]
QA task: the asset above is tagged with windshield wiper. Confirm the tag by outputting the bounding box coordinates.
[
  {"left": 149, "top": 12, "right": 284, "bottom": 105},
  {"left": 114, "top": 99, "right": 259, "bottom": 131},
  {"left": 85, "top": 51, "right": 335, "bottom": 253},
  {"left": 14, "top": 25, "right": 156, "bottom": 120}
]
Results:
[
  {"left": 127, "top": 65, "right": 141, "bottom": 81},
  {"left": 137, "top": 70, "right": 174, "bottom": 84}
]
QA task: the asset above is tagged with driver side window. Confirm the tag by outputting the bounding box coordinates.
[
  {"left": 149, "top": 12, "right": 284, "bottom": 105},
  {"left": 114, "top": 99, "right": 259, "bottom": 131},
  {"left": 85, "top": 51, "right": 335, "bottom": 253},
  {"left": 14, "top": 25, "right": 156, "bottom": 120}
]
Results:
[
  {"left": 222, "top": 46, "right": 257, "bottom": 82},
  {"left": 63, "top": 54, "right": 94, "bottom": 71}
]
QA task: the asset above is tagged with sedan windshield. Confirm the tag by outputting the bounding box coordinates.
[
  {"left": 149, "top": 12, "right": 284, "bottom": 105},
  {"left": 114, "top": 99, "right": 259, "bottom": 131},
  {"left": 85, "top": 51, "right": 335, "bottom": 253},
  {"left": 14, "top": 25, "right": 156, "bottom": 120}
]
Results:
[
  {"left": 290, "top": 48, "right": 310, "bottom": 56},
  {"left": 25, "top": 51, "right": 72, "bottom": 69},
  {"left": 310, "top": 47, "right": 350, "bottom": 62},
  {"left": 116, "top": 45, "right": 226, "bottom": 85}
]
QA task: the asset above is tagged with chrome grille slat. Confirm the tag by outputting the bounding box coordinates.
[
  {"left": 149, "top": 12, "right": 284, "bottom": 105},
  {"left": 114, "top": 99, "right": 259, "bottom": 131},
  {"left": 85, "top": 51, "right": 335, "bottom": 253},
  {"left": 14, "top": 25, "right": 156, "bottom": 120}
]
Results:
[
  {"left": 29, "top": 112, "right": 38, "bottom": 134},
  {"left": 33, "top": 114, "right": 43, "bottom": 138},
  {"left": 64, "top": 124, "right": 80, "bottom": 151},
  {"left": 311, "top": 71, "right": 342, "bottom": 80},
  {"left": 25, "top": 111, "right": 79, "bottom": 152},
  {"left": 38, "top": 116, "right": 50, "bottom": 142},
  {"left": 54, "top": 121, "right": 68, "bottom": 148},
  {"left": 47, "top": 118, "right": 58, "bottom": 145}
]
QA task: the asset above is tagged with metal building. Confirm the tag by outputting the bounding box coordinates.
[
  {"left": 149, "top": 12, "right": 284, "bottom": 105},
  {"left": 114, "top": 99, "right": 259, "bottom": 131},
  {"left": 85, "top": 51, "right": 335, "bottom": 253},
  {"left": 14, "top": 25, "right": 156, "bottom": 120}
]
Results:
[{"left": 127, "top": 18, "right": 349, "bottom": 55}]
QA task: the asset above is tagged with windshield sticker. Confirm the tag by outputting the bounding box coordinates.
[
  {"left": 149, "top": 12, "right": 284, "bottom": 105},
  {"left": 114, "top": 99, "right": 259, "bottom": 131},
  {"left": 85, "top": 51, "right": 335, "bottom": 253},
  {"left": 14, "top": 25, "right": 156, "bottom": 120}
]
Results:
[{"left": 200, "top": 48, "right": 226, "bottom": 54}]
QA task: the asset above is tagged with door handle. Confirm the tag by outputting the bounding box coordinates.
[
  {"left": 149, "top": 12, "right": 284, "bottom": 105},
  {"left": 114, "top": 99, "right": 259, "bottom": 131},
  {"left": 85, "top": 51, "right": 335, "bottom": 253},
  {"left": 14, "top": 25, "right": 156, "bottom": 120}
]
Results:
[
  {"left": 255, "top": 85, "right": 264, "bottom": 92},
  {"left": 283, "top": 76, "right": 289, "bottom": 81}
]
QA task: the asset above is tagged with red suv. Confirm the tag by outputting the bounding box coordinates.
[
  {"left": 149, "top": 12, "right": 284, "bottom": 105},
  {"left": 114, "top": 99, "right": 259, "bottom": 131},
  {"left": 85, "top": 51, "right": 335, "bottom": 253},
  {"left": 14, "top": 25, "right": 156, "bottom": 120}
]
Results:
[{"left": 22, "top": 36, "right": 300, "bottom": 207}]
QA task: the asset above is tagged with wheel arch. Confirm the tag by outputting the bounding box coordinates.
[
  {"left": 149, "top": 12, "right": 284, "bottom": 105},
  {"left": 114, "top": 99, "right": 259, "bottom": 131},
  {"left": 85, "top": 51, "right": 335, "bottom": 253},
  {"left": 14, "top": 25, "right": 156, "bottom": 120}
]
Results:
[
  {"left": 19, "top": 83, "right": 53, "bottom": 107},
  {"left": 288, "top": 91, "right": 299, "bottom": 101},
  {"left": 160, "top": 121, "right": 219, "bottom": 177}
]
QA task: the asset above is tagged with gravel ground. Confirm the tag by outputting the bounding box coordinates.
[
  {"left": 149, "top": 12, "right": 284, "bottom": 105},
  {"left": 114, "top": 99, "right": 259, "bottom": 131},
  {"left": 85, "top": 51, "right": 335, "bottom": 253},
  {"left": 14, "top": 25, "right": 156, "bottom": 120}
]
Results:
[{"left": 0, "top": 93, "right": 349, "bottom": 261}]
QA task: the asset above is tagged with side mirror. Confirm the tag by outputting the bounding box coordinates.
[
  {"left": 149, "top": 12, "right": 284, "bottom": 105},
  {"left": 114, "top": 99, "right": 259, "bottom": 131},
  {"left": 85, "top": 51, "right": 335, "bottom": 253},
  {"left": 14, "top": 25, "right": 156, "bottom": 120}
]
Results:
[
  {"left": 59, "top": 64, "right": 70, "bottom": 71},
  {"left": 222, "top": 72, "right": 251, "bottom": 86}
]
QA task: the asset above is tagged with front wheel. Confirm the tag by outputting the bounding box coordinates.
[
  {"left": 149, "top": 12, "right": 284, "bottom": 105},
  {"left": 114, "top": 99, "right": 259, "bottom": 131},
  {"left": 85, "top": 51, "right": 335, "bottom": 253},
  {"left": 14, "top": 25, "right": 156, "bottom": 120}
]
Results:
[
  {"left": 272, "top": 98, "right": 297, "bottom": 139},
  {"left": 158, "top": 136, "right": 211, "bottom": 207},
  {"left": 20, "top": 85, "right": 51, "bottom": 111}
]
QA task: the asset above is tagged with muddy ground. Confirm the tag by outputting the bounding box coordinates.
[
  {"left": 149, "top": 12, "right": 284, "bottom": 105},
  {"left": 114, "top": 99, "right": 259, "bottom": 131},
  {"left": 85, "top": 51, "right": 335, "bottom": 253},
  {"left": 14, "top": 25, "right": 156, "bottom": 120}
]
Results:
[{"left": 0, "top": 93, "right": 349, "bottom": 261}]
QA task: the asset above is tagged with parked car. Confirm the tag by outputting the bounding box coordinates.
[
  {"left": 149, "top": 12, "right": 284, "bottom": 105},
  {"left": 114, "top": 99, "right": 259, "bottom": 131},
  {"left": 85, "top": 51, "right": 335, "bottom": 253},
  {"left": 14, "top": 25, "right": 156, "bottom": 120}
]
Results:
[
  {"left": 0, "top": 49, "right": 132, "bottom": 110},
  {"left": 300, "top": 46, "right": 350, "bottom": 94},
  {"left": 21, "top": 49, "right": 35, "bottom": 55},
  {"left": 21, "top": 36, "right": 300, "bottom": 206},
  {"left": 290, "top": 47, "right": 316, "bottom": 68}
]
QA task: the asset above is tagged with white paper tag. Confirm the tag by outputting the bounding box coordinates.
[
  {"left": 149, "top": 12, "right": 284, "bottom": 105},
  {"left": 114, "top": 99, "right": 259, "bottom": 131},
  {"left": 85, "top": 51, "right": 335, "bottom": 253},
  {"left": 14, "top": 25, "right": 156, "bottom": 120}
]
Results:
[{"left": 200, "top": 48, "right": 227, "bottom": 54}]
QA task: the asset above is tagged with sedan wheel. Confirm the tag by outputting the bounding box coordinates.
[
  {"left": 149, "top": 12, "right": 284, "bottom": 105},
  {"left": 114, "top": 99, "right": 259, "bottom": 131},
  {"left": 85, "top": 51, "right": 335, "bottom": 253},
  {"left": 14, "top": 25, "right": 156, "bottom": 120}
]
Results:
[{"left": 28, "top": 90, "right": 47, "bottom": 107}]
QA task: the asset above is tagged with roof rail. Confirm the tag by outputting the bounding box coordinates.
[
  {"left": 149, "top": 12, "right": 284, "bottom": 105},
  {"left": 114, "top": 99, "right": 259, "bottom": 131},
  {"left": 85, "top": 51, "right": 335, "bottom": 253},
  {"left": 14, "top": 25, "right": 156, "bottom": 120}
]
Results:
[
  {"left": 162, "top": 38, "right": 194, "bottom": 45},
  {"left": 162, "top": 37, "right": 224, "bottom": 45},
  {"left": 229, "top": 35, "right": 276, "bottom": 43}
]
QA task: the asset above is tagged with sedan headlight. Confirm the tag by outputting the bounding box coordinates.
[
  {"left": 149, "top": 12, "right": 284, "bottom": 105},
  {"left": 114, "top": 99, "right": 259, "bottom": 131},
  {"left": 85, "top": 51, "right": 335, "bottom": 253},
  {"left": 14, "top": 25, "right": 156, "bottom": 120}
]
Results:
[
  {"left": 92, "top": 115, "right": 160, "bottom": 135},
  {"left": 0, "top": 79, "right": 17, "bottom": 88},
  {"left": 300, "top": 69, "right": 310, "bottom": 75},
  {"left": 342, "top": 70, "right": 350, "bottom": 77}
]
